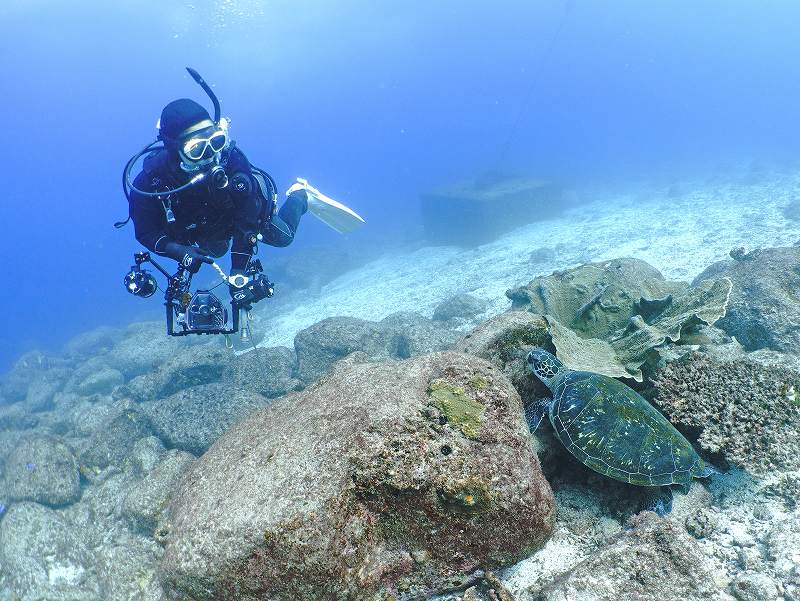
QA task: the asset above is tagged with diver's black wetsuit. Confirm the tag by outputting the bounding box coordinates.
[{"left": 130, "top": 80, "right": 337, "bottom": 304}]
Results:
[{"left": 130, "top": 144, "right": 306, "bottom": 271}]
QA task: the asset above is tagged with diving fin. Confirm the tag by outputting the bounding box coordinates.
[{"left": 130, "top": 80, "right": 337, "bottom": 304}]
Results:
[{"left": 287, "top": 178, "right": 365, "bottom": 234}]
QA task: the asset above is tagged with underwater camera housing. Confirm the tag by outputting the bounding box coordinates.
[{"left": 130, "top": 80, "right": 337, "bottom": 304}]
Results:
[
  {"left": 184, "top": 291, "right": 227, "bottom": 332},
  {"left": 123, "top": 251, "right": 272, "bottom": 337}
]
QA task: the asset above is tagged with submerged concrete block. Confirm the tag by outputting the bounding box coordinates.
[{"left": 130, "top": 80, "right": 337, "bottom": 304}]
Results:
[{"left": 420, "top": 176, "right": 564, "bottom": 246}]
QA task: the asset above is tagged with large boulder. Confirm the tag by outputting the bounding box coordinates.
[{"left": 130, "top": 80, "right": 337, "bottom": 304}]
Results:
[
  {"left": 225, "top": 346, "right": 300, "bottom": 398},
  {"left": 694, "top": 246, "right": 800, "bottom": 353},
  {"left": 125, "top": 344, "right": 300, "bottom": 402},
  {"left": 294, "top": 312, "right": 459, "bottom": 384},
  {"left": 432, "top": 293, "right": 488, "bottom": 323},
  {"left": 0, "top": 350, "right": 70, "bottom": 405},
  {"left": 64, "top": 397, "right": 114, "bottom": 438},
  {"left": 294, "top": 316, "right": 390, "bottom": 383},
  {"left": 80, "top": 401, "right": 154, "bottom": 471},
  {"left": 76, "top": 367, "right": 125, "bottom": 396},
  {"left": 124, "top": 346, "right": 233, "bottom": 402},
  {"left": 63, "top": 325, "right": 121, "bottom": 359},
  {"left": 24, "top": 378, "right": 61, "bottom": 412},
  {"left": 122, "top": 449, "right": 196, "bottom": 535},
  {"left": 380, "top": 311, "right": 462, "bottom": 357},
  {"left": 63, "top": 355, "right": 114, "bottom": 394},
  {"left": 142, "top": 384, "right": 269, "bottom": 455},
  {"left": 0, "top": 400, "right": 39, "bottom": 431},
  {"left": 159, "top": 352, "right": 555, "bottom": 600},
  {"left": 3, "top": 435, "right": 81, "bottom": 507},
  {"left": 0, "top": 429, "right": 24, "bottom": 467},
  {"left": 105, "top": 322, "right": 193, "bottom": 378},
  {"left": 530, "top": 512, "right": 721, "bottom": 601},
  {"left": 456, "top": 311, "right": 552, "bottom": 405},
  {"left": 93, "top": 532, "right": 165, "bottom": 601}
]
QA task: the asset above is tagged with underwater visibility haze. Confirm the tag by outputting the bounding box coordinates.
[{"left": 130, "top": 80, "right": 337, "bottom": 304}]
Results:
[
  {"left": 2, "top": 1, "right": 800, "bottom": 366},
  {"left": 1, "top": 2, "right": 800, "bottom": 600}
]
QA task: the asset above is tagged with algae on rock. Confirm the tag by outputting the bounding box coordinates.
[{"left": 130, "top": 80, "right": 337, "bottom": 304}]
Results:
[
  {"left": 158, "top": 352, "right": 555, "bottom": 601},
  {"left": 428, "top": 379, "right": 485, "bottom": 439},
  {"left": 455, "top": 311, "right": 553, "bottom": 406}
]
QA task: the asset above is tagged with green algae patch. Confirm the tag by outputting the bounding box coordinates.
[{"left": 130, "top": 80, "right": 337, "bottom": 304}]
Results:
[
  {"left": 428, "top": 379, "right": 485, "bottom": 439},
  {"left": 468, "top": 375, "right": 489, "bottom": 391}
]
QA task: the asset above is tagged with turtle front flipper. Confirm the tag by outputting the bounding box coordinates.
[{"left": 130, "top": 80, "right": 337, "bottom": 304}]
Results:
[
  {"left": 524, "top": 398, "right": 553, "bottom": 434},
  {"left": 642, "top": 486, "right": 673, "bottom": 516}
]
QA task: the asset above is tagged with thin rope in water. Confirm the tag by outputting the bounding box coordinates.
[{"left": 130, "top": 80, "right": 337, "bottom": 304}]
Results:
[{"left": 494, "top": 2, "right": 572, "bottom": 168}]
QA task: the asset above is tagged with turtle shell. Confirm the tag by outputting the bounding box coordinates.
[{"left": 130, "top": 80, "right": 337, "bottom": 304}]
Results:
[{"left": 550, "top": 370, "right": 706, "bottom": 486}]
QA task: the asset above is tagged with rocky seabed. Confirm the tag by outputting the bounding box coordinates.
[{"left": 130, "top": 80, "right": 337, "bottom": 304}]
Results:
[{"left": 1, "top": 173, "right": 800, "bottom": 600}]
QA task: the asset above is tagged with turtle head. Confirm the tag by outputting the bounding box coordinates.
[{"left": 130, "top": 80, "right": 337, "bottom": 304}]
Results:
[{"left": 527, "top": 348, "right": 565, "bottom": 389}]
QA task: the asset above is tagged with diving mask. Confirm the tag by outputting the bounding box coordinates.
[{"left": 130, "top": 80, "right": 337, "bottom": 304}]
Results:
[{"left": 181, "top": 127, "right": 228, "bottom": 162}]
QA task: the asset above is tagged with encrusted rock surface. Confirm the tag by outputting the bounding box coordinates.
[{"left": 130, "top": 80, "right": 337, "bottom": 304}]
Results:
[
  {"left": 455, "top": 311, "right": 552, "bottom": 406},
  {"left": 24, "top": 378, "right": 60, "bottom": 412},
  {"left": 0, "top": 350, "right": 70, "bottom": 405},
  {"left": 80, "top": 401, "right": 154, "bottom": 470},
  {"left": 0, "top": 502, "right": 100, "bottom": 599},
  {"left": 159, "top": 352, "right": 555, "bottom": 600},
  {"left": 224, "top": 346, "right": 301, "bottom": 398},
  {"left": 294, "top": 311, "right": 459, "bottom": 383},
  {"left": 293, "top": 315, "right": 397, "bottom": 382},
  {"left": 122, "top": 449, "right": 196, "bottom": 535},
  {"left": 63, "top": 325, "right": 121, "bottom": 359},
  {"left": 105, "top": 322, "right": 193, "bottom": 378},
  {"left": 433, "top": 293, "right": 489, "bottom": 323},
  {"left": 76, "top": 367, "right": 125, "bottom": 396},
  {"left": 142, "top": 384, "right": 269, "bottom": 455},
  {"left": 649, "top": 350, "right": 800, "bottom": 474},
  {"left": 694, "top": 246, "right": 800, "bottom": 353},
  {"left": 124, "top": 347, "right": 233, "bottom": 402},
  {"left": 3, "top": 435, "right": 81, "bottom": 507},
  {"left": 529, "top": 512, "right": 722, "bottom": 601}
]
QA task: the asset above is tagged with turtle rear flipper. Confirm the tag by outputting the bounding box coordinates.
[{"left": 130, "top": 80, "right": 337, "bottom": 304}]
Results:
[
  {"left": 642, "top": 487, "right": 673, "bottom": 516},
  {"left": 693, "top": 462, "right": 719, "bottom": 479}
]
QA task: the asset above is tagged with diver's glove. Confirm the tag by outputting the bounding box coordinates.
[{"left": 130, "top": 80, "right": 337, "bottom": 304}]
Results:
[{"left": 162, "top": 242, "right": 213, "bottom": 274}]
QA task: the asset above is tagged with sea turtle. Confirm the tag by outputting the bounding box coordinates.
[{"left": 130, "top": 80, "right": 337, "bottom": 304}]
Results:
[{"left": 525, "top": 348, "right": 715, "bottom": 514}]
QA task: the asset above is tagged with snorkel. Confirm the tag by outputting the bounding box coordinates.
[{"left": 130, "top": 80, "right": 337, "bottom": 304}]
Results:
[
  {"left": 186, "top": 67, "right": 220, "bottom": 124},
  {"left": 119, "top": 67, "right": 229, "bottom": 210},
  {"left": 177, "top": 68, "right": 231, "bottom": 188}
]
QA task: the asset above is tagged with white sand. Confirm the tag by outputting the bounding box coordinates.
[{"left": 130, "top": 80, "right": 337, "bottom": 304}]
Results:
[{"left": 257, "top": 171, "right": 800, "bottom": 349}]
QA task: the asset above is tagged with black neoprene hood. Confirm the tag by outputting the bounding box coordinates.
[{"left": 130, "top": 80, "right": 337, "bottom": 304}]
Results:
[{"left": 159, "top": 98, "right": 212, "bottom": 143}]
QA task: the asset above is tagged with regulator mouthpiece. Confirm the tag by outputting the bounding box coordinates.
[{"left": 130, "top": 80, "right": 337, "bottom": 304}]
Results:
[{"left": 209, "top": 165, "right": 229, "bottom": 189}]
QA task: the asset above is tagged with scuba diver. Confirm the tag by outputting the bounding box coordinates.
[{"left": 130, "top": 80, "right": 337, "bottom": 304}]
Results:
[
  {"left": 118, "top": 68, "right": 365, "bottom": 338},
  {"left": 120, "top": 70, "right": 309, "bottom": 283}
]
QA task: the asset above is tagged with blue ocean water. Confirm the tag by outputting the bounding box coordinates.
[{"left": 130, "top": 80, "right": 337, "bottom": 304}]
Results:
[{"left": 1, "top": 0, "right": 799, "bottom": 371}]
